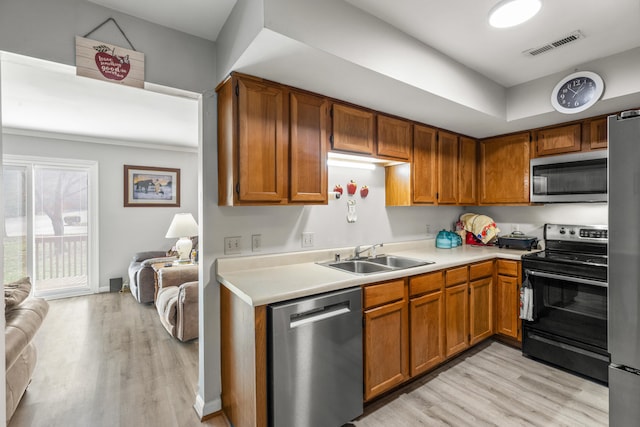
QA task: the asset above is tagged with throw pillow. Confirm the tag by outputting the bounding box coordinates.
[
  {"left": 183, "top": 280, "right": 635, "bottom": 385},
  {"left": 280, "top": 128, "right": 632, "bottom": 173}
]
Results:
[{"left": 5, "top": 276, "right": 32, "bottom": 312}]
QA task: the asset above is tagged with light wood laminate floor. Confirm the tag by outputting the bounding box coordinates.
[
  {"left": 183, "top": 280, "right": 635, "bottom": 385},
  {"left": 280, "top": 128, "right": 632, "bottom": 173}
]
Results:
[
  {"left": 8, "top": 292, "right": 228, "bottom": 427},
  {"left": 354, "top": 340, "right": 608, "bottom": 427},
  {"left": 9, "top": 292, "right": 608, "bottom": 427}
]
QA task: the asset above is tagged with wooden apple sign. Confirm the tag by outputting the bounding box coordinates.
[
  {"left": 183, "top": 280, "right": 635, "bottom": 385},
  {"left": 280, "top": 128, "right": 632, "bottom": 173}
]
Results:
[{"left": 76, "top": 36, "right": 144, "bottom": 88}]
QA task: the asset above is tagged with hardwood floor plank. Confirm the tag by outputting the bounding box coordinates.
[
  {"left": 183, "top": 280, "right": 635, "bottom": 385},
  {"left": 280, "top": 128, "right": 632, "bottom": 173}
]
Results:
[
  {"left": 354, "top": 341, "right": 608, "bottom": 427},
  {"left": 8, "top": 292, "right": 228, "bottom": 427}
]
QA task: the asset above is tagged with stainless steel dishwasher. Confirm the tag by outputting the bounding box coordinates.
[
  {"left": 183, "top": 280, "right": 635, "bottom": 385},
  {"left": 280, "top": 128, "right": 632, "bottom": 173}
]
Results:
[{"left": 268, "top": 287, "right": 363, "bottom": 427}]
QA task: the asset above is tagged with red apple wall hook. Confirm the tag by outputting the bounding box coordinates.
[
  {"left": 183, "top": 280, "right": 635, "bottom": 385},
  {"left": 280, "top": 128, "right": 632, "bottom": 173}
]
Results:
[
  {"left": 360, "top": 185, "right": 369, "bottom": 198},
  {"left": 347, "top": 180, "right": 357, "bottom": 195}
]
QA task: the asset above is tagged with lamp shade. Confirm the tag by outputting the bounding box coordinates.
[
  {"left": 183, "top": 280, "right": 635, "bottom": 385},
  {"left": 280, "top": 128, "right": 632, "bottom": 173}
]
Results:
[{"left": 165, "top": 213, "right": 198, "bottom": 238}]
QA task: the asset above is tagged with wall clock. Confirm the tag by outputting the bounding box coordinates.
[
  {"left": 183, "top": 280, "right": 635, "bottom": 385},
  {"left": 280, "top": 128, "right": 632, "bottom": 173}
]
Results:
[{"left": 551, "top": 71, "right": 604, "bottom": 114}]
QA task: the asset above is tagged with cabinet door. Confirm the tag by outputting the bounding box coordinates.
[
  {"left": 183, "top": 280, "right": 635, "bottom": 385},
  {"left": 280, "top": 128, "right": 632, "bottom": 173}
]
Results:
[
  {"left": 469, "top": 277, "right": 493, "bottom": 345},
  {"left": 364, "top": 299, "right": 409, "bottom": 401},
  {"left": 479, "top": 132, "right": 531, "bottom": 204},
  {"left": 410, "top": 291, "right": 444, "bottom": 376},
  {"left": 535, "top": 124, "right": 581, "bottom": 156},
  {"left": 331, "top": 103, "right": 374, "bottom": 155},
  {"left": 412, "top": 124, "right": 437, "bottom": 204},
  {"left": 289, "top": 91, "right": 328, "bottom": 203},
  {"left": 237, "top": 77, "right": 287, "bottom": 203},
  {"left": 589, "top": 118, "right": 608, "bottom": 150},
  {"left": 496, "top": 275, "right": 520, "bottom": 340},
  {"left": 377, "top": 115, "right": 411, "bottom": 160},
  {"left": 445, "top": 282, "right": 469, "bottom": 358},
  {"left": 437, "top": 131, "right": 458, "bottom": 205},
  {"left": 458, "top": 137, "right": 477, "bottom": 205}
]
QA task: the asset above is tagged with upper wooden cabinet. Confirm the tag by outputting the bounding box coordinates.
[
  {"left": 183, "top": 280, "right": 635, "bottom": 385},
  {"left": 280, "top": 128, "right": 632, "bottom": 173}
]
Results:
[
  {"left": 534, "top": 123, "right": 581, "bottom": 157},
  {"left": 331, "top": 103, "right": 375, "bottom": 155},
  {"left": 437, "top": 131, "right": 459, "bottom": 205},
  {"left": 479, "top": 132, "right": 531, "bottom": 205},
  {"left": 588, "top": 117, "right": 608, "bottom": 150},
  {"left": 458, "top": 137, "right": 477, "bottom": 205},
  {"left": 218, "top": 75, "right": 288, "bottom": 205},
  {"left": 289, "top": 91, "right": 328, "bottom": 203},
  {"left": 412, "top": 124, "right": 438, "bottom": 204},
  {"left": 377, "top": 114, "right": 412, "bottom": 161}
]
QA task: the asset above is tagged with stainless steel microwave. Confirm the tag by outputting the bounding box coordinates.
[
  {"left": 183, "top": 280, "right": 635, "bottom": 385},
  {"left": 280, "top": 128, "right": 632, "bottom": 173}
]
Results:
[{"left": 530, "top": 150, "right": 607, "bottom": 203}]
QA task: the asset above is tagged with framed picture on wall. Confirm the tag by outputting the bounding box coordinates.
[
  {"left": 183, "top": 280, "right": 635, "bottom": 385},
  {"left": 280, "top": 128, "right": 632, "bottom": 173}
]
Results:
[{"left": 124, "top": 165, "right": 180, "bottom": 207}]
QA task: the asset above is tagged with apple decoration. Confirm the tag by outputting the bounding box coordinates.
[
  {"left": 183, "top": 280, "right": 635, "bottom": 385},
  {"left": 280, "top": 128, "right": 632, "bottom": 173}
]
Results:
[
  {"left": 347, "top": 180, "right": 357, "bottom": 195},
  {"left": 93, "top": 45, "right": 131, "bottom": 81},
  {"left": 333, "top": 184, "right": 343, "bottom": 195},
  {"left": 360, "top": 185, "right": 369, "bottom": 198}
]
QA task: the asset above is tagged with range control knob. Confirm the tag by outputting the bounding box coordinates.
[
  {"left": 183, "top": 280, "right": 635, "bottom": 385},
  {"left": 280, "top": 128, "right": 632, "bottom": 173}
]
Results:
[
  {"left": 559, "top": 227, "right": 566, "bottom": 234},
  {"left": 569, "top": 229, "right": 576, "bottom": 235}
]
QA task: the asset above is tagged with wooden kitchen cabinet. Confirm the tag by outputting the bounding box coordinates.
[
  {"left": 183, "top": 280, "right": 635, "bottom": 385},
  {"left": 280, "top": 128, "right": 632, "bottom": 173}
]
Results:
[
  {"left": 469, "top": 261, "right": 494, "bottom": 346},
  {"left": 437, "top": 131, "right": 459, "bottom": 205},
  {"left": 588, "top": 117, "right": 608, "bottom": 150},
  {"left": 534, "top": 123, "right": 581, "bottom": 157},
  {"left": 363, "top": 279, "right": 409, "bottom": 401},
  {"left": 412, "top": 124, "right": 438, "bottom": 204},
  {"left": 409, "top": 271, "right": 445, "bottom": 376},
  {"left": 458, "top": 136, "right": 477, "bottom": 205},
  {"left": 289, "top": 91, "right": 328, "bottom": 203},
  {"left": 377, "top": 114, "right": 412, "bottom": 161},
  {"left": 479, "top": 132, "right": 531, "bottom": 205},
  {"left": 217, "top": 74, "right": 288, "bottom": 205},
  {"left": 495, "top": 260, "right": 522, "bottom": 341},
  {"left": 444, "top": 266, "right": 469, "bottom": 358},
  {"left": 331, "top": 103, "right": 375, "bottom": 155}
]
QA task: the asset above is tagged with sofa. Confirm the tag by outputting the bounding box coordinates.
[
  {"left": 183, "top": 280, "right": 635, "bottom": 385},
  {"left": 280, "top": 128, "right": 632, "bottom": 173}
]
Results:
[
  {"left": 127, "top": 251, "right": 176, "bottom": 304},
  {"left": 4, "top": 277, "right": 49, "bottom": 421},
  {"left": 155, "top": 264, "right": 198, "bottom": 341}
]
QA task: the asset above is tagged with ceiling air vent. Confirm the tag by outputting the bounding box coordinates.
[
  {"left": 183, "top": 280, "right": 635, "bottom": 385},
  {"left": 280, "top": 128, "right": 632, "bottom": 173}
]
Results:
[{"left": 523, "top": 30, "right": 584, "bottom": 57}]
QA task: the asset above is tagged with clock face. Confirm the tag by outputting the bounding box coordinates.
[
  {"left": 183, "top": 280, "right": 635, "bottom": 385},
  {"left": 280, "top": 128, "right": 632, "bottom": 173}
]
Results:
[{"left": 551, "top": 71, "right": 604, "bottom": 114}]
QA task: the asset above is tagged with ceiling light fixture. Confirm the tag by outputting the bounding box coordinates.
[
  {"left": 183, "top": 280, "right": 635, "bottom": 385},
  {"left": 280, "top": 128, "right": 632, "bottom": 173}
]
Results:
[{"left": 489, "top": 0, "right": 541, "bottom": 28}]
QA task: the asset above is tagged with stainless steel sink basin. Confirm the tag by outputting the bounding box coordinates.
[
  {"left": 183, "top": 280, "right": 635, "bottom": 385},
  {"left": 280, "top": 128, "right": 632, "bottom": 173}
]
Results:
[
  {"left": 322, "top": 260, "right": 393, "bottom": 275},
  {"left": 367, "top": 255, "right": 434, "bottom": 269},
  {"left": 319, "top": 255, "right": 434, "bottom": 275}
]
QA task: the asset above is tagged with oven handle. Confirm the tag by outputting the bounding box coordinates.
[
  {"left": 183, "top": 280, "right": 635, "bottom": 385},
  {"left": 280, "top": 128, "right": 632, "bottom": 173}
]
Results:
[{"left": 525, "top": 270, "right": 608, "bottom": 288}]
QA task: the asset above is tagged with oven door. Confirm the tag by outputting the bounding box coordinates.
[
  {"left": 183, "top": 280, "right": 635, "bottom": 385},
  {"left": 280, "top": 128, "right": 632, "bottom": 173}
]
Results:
[{"left": 525, "top": 269, "right": 608, "bottom": 350}]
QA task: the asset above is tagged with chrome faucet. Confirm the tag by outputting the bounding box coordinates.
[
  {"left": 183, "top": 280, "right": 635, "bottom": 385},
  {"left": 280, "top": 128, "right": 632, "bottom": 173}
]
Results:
[{"left": 353, "top": 243, "right": 384, "bottom": 259}]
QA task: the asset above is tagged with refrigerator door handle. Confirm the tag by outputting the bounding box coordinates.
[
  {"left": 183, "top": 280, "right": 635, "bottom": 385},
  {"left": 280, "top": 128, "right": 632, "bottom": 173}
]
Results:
[{"left": 526, "top": 270, "right": 608, "bottom": 288}]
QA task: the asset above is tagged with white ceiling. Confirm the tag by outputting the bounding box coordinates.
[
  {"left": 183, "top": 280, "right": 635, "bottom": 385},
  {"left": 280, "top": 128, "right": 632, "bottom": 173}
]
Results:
[{"left": 88, "top": 0, "right": 640, "bottom": 88}]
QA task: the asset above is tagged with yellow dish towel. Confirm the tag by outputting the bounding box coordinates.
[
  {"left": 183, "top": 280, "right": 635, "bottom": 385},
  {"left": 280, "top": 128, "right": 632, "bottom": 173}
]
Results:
[{"left": 460, "top": 213, "right": 500, "bottom": 244}]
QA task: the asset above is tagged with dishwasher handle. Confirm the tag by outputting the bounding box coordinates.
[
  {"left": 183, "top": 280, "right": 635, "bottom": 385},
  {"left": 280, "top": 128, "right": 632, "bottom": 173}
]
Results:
[{"left": 289, "top": 302, "right": 352, "bottom": 328}]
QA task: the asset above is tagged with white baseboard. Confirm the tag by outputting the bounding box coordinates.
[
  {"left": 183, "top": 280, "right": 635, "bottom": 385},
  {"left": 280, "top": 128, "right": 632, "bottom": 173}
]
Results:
[{"left": 193, "top": 393, "right": 221, "bottom": 419}]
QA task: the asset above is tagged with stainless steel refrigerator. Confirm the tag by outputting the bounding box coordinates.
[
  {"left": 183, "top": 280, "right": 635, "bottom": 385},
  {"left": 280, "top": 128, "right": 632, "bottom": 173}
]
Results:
[{"left": 608, "top": 110, "right": 640, "bottom": 426}]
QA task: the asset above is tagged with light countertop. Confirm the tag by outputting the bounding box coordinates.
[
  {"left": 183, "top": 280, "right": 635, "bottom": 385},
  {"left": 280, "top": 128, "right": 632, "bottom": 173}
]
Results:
[{"left": 216, "top": 239, "right": 538, "bottom": 307}]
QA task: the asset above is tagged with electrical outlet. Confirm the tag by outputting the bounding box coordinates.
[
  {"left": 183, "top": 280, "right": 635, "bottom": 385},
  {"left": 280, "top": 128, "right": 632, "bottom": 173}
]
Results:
[
  {"left": 426, "top": 224, "right": 432, "bottom": 234},
  {"left": 302, "top": 232, "right": 314, "bottom": 248},
  {"left": 224, "top": 236, "right": 241, "bottom": 255},
  {"left": 252, "top": 234, "right": 262, "bottom": 252}
]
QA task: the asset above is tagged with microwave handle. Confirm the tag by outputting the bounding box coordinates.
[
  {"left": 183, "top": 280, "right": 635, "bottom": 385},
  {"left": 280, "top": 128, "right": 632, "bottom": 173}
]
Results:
[{"left": 525, "top": 270, "right": 608, "bottom": 288}]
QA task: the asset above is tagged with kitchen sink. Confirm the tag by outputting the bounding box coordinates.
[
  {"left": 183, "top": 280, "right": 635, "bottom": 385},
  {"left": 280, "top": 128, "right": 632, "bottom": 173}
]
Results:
[
  {"left": 367, "top": 255, "right": 434, "bottom": 269},
  {"left": 322, "top": 260, "right": 393, "bottom": 275},
  {"left": 319, "top": 255, "right": 434, "bottom": 275}
]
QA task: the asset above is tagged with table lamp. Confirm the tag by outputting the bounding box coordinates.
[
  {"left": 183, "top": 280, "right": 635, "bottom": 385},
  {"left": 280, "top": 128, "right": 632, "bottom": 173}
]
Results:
[{"left": 165, "top": 213, "right": 198, "bottom": 264}]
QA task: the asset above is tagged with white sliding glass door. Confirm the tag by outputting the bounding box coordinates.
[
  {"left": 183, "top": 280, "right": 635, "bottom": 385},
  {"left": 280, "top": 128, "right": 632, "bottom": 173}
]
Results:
[{"left": 4, "top": 156, "right": 98, "bottom": 298}]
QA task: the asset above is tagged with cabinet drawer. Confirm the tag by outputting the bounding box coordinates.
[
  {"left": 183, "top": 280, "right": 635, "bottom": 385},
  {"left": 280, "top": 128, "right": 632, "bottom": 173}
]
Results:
[
  {"left": 497, "top": 260, "right": 519, "bottom": 277},
  {"left": 445, "top": 266, "right": 468, "bottom": 287},
  {"left": 409, "top": 271, "right": 443, "bottom": 297},
  {"left": 364, "top": 279, "right": 406, "bottom": 309},
  {"left": 469, "top": 260, "right": 493, "bottom": 281}
]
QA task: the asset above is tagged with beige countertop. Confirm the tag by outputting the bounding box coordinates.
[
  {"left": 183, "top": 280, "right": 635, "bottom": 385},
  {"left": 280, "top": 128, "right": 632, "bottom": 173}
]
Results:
[{"left": 216, "top": 239, "right": 538, "bottom": 307}]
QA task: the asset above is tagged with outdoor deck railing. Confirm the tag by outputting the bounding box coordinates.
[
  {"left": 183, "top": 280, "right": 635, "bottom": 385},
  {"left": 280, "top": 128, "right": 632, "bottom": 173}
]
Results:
[{"left": 35, "top": 234, "right": 88, "bottom": 280}]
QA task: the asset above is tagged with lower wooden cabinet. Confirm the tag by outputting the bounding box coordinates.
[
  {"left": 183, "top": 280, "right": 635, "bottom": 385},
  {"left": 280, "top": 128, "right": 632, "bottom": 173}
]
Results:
[
  {"left": 496, "top": 260, "right": 522, "bottom": 341},
  {"left": 363, "top": 280, "right": 409, "bottom": 401},
  {"left": 470, "top": 276, "right": 493, "bottom": 345},
  {"left": 409, "top": 271, "right": 445, "bottom": 376},
  {"left": 445, "top": 282, "right": 469, "bottom": 358}
]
